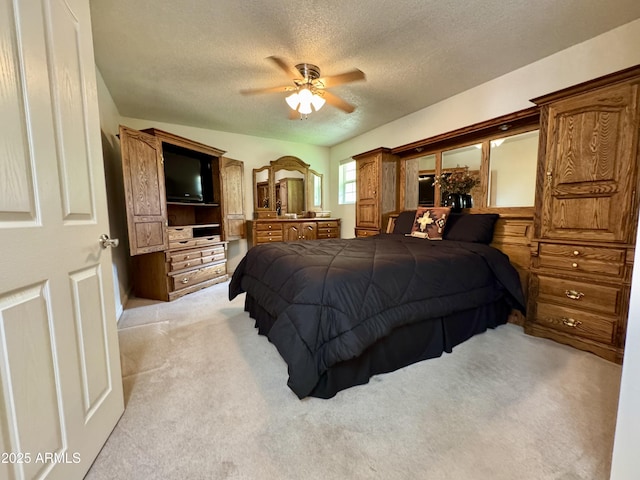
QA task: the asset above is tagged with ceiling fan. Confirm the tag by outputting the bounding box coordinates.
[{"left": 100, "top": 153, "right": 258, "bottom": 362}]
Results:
[{"left": 240, "top": 56, "right": 366, "bottom": 117}]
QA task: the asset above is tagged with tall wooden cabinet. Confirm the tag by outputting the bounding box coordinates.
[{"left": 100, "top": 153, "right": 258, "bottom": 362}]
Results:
[
  {"left": 353, "top": 147, "right": 399, "bottom": 237},
  {"left": 119, "top": 126, "right": 245, "bottom": 301},
  {"left": 526, "top": 68, "right": 640, "bottom": 362}
]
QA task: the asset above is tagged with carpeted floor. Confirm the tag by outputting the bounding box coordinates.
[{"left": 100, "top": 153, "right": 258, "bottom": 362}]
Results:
[{"left": 85, "top": 281, "right": 622, "bottom": 480}]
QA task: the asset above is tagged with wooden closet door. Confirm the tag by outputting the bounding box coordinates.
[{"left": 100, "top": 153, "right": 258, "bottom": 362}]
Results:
[
  {"left": 356, "top": 155, "right": 380, "bottom": 230},
  {"left": 539, "top": 81, "right": 640, "bottom": 243},
  {"left": 119, "top": 125, "right": 169, "bottom": 255}
]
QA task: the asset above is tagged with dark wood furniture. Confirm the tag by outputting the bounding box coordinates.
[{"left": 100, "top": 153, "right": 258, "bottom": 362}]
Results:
[
  {"left": 119, "top": 126, "right": 245, "bottom": 301},
  {"left": 247, "top": 218, "right": 341, "bottom": 248},
  {"left": 525, "top": 66, "right": 640, "bottom": 363},
  {"left": 352, "top": 65, "right": 640, "bottom": 362},
  {"left": 353, "top": 147, "right": 398, "bottom": 237}
]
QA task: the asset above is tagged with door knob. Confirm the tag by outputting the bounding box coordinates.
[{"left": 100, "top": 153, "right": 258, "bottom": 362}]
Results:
[{"left": 99, "top": 234, "right": 120, "bottom": 249}]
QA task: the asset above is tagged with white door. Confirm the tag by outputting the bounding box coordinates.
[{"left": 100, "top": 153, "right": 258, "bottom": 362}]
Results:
[{"left": 0, "top": 0, "right": 124, "bottom": 479}]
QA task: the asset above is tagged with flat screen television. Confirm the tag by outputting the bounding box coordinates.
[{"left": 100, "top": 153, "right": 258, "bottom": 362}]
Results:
[{"left": 163, "top": 145, "right": 212, "bottom": 203}]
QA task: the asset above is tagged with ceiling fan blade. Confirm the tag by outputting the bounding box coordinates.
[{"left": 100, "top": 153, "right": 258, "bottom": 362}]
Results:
[
  {"left": 267, "top": 56, "right": 302, "bottom": 80},
  {"left": 288, "top": 108, "right": 302, "bottom": 120},
  {"left": 240, "top": 85, "right": 295, "bottom": 95},
  {"left": 323, "top": 90, "right": 356, "bottom": 113},
  {"left": 318, "top": 69, "right": 365, "bottom": 88}
]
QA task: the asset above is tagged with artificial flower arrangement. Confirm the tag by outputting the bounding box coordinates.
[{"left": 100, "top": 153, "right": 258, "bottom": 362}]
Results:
[{"left": 433, "top": 166, "right": 480, "bottom": 194}]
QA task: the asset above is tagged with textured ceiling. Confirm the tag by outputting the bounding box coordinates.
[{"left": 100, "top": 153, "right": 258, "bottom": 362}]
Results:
[{"left": 90, "top": 0, "right": 640, "bottom": 147}]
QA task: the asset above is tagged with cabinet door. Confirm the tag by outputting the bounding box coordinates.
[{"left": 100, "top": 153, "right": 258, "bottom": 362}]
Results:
[
  {"left": 221, "top": 157, "right": 246, "bottom": 240},
  {"left": 301, "top": 222, "right": 317, "bottom": 240},
  {"left": 119, "top": 125, "right": 169, "bottom": 255},
  {"left": 356, "top": 155, "right": 380, "bottom": 229},
  {"left": 540, "top": 82, "right": 640, "bottom": 243},
  {"left": 283, "top": 222, "right": 300, "bottom": 241}
]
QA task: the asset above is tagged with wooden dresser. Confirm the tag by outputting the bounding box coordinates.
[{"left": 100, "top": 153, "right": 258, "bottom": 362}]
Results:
[
  {"left": 526, "top": 67, "right": 640, "bottom": 363},
  {"left": 247, "top": 218, "right": 341, "bottom": 247}
]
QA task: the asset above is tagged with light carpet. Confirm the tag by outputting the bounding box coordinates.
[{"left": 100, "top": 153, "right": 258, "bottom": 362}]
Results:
[{"left": 85, "top": 281, "right": 622, "bottom": 480}]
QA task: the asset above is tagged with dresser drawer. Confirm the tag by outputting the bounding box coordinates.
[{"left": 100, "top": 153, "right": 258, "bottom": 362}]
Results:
[
  {"left": 168, "top": 249, "right": 201, "bottom": 263},
  {"left": 200, "top": 245, "right": 226, "bottom": 257},
  {"left": 167, "top": 243, "right": 227, "bottom": 271},
  {"left": 317, "top": 221, "right": 339, "bottom": 229},
  {"left": 167, "top": 226, "right": 193, "bottom": 241},
  {"left": 537, "top": 243, "right": 625, "bottom": 277},
  {"left": 256, "top": 222, "right": 282, "bottom": 232},
  {"left": 256, "top": 231, "right": 283, "bottom": 242},
  {"left": 317, "top": 231, "right": 339, "bottom": 239},
  {"left": 169, "top": 238, "right": 198, "bottom": 250},
  {"left": 170, "top": 262, "right": 227, "bottom": 291},
  {"left": 536, "top": 275, "right": 622, "bottom": 316},
  {"left": 170, "top": 257, "right": 202, "bottom": 272},
  {"left": 195, "top": 235, "right": 221, "bottom": 246},
  {"left": 202, "top": 252, "right": 226, "bottom": 264},
  {"left": 355, "top": 229, "right": 379, "bottom": 237},
  {"left": 534, "top": 301, "right": 616, "bottom": 344}
]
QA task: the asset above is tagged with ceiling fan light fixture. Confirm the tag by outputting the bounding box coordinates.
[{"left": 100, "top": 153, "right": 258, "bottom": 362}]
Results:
[
  {"left": 310, "top": 93, "right": 326, "bottom": 111},
  {"left": 298, "top": 100, "right": 313, "bottom": 115},
  {"left": 285, "top": 91, "right": 300, "bottom": 110}
]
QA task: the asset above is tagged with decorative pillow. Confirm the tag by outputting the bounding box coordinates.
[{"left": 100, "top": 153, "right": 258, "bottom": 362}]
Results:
[
  {"left": 410, "top": 207, "right": 451, "bottom": 240},
  {"left": 443, "top": 213, "right": 499, "bottom": 244},
  {"left": 392, "top": 210, "right": 417, "bottom": 234}
]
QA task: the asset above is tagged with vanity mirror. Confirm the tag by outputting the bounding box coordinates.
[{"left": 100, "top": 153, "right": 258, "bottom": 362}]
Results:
[{"left": 252, "top": 156, "right": 324, "bottom": 217}]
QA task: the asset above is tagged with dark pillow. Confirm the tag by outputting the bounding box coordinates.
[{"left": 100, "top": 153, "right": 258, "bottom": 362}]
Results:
[
  {"left": 392, "top": 210, "right": 417, "bottom": 234},
  {"left": 443, "top": 213, "right": 499, "bottom": 244}
]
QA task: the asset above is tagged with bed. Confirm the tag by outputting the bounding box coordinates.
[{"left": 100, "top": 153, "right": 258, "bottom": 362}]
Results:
[{"left": 229, "top": 210, "right": 525, "bottom": 399}]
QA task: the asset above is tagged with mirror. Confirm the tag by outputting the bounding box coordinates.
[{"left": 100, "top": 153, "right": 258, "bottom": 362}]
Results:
[
  {"left": 417, "top": 154, "right": 437, "bottom": 206},
  {"left": 252, "top": 156, "right": 324, "bottom": 217},
  {"left": 308, "top": 169, "right": 323, "bottom": 211},
  {"left": 488, "top": 130, "right": 539, "bottom": 207},
  {"left": 253, "top": 166, "right": 272, "bottom": 209},
  {"left": 441, "top": 145, "right": 482, "bottom": 206}
]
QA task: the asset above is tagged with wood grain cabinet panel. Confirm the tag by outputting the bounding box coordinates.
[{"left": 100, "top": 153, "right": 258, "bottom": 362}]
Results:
[
  {"left": 353, "top": 148, "right": 398, "bottom": 236},
  {"left": 527, "top": 67, "right": 640, "bottom": 363}
]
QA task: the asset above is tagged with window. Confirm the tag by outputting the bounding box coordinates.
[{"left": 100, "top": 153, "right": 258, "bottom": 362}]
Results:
[{"left": 339, "top": 160, "right": 356, "bottom": 204}]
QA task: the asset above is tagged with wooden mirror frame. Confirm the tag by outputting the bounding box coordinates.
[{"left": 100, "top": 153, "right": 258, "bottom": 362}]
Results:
[
  {"left": 253, "top": 165, "right": 273, "bottom": 211},
  {"left": 252, "top": 156, "right": 324, "bottom": 215}
]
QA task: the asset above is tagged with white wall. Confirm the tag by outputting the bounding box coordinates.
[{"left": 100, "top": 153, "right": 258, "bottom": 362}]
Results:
[
  {"left": 610, "top": 229, "right": 640, "bottom": 477},
  {"left": 96, "top": 69, "right": 130, "bottom": 319}
]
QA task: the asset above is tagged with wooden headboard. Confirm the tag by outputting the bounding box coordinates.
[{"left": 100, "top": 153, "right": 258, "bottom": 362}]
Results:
[{"left": 386, "top": 207, "right": 534, "bottom": 325}]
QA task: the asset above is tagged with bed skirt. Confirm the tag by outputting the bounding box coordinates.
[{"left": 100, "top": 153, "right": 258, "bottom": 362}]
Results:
[{"left": 243, "top": 294, "right": 511, "bottom": 399}]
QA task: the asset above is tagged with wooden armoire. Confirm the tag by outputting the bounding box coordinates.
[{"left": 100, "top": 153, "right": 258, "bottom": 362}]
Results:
[
  {"left": 353, "top": 147, "right": 399, "bottom": 237},
  {"left": 119, "top": 126, "right": 245, "bottom": 301},
  {"left": 526, "top": 66, "right": 640, "bottom": 363}
]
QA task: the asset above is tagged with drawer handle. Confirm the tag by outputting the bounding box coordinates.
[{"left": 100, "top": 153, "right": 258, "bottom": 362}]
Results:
[
  {"left": 573, "top": 250, "right": 580, "bottom": 256},
  {"left": 565, "top": 290, "right": 584, "bottom": 300},
  {"left": 215, "top": 268, "right": 223, "bottom": 274},
  {"left": 571, "top": 262, "right": 578, "bottom": 268},
  {"left": 185, "top": 262, "right": 191, "bottom": 267},
  {"left": 181, "top": 278, "right": 189, "bottom": 284},
  {"left": 562, "top": 317, "right": 582, "bottom": 328}
]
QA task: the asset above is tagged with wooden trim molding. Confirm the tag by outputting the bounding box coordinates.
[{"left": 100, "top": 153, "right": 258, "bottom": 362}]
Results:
[{"left": 392, "top": 107, "right": 540, "bottom": 159}]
